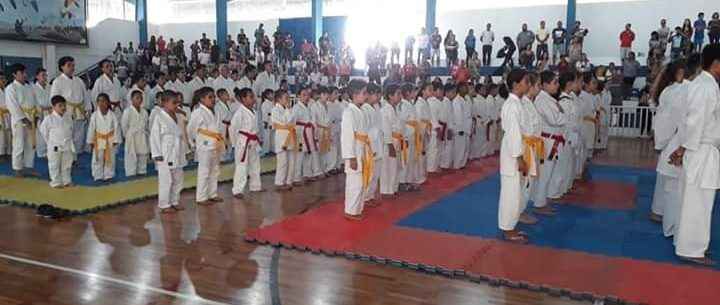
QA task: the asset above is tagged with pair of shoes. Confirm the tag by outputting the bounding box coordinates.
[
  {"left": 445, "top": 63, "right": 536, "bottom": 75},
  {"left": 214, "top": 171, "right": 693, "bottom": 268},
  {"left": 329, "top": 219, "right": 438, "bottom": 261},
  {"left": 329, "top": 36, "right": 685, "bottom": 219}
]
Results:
[{"left": 36, "top": 204, "right": 71, "bottom": 219}]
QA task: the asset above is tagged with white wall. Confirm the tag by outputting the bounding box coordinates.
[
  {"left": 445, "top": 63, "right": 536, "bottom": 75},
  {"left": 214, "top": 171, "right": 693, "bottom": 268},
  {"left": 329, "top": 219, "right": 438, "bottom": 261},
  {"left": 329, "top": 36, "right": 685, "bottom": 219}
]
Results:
[
  {"left": 438, "top": 0, "right": 718, "bottom": 65},
  {"left": 0, "top": 18, "right": 138, "bottom": 77}
]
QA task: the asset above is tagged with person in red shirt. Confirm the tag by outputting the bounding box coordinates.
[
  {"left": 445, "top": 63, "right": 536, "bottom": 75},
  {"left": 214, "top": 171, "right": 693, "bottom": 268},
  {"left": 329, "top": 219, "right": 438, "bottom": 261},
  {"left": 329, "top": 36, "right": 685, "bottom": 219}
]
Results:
[
  {"left": 619, "top": 23, "right": 635, "bottom": 60},
  {"left": 158, "top": 36, "right": 166, "bottom": 54},
  {"left": 452, "top": 60, "right": 470, "bottom": 84}
]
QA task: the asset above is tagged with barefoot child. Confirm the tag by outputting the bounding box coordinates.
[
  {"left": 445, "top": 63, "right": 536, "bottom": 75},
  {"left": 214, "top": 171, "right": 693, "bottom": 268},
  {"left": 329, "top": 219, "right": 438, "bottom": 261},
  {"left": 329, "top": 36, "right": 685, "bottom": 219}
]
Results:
[
  {"left": 187, "top": 87, "right": 224, "bottom": 205},
  {"left": 150, "top": 91, "right": 187, "bottom": 213},
  {"left": 40, "top": 96, "right": 74, "bottom": 188},
  {"left": 87, "top": 93, "right": 120, "bottom": 181},
  {"left": 121, "top": 90, "right": 150, "bottom": 177},
  {"left": 272, "top": 90, "right": 296, "bottom": 190},
  {"left": 230, "top": 88, "right": 263, "bottom": 198},
  {"left": 342, "top": 79, "right": 370, "bottom": 220}
]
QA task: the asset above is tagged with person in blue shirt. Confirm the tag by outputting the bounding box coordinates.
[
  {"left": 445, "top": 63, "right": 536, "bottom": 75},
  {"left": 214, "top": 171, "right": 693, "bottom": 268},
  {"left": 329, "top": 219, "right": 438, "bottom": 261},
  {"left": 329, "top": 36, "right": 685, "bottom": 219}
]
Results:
[
  {"left": 465, "top": 29, "right": 477, "bottom": 63},
  {"left": 694, "top": 12, "right": 707, "bottom": 53}
]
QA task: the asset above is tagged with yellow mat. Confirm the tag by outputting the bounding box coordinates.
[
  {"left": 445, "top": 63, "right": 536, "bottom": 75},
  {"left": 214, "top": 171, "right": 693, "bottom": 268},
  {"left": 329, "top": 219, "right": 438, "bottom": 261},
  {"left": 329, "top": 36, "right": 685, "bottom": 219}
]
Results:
[{"left": 0, "top": 157, "right": 275, "bottom": 213}]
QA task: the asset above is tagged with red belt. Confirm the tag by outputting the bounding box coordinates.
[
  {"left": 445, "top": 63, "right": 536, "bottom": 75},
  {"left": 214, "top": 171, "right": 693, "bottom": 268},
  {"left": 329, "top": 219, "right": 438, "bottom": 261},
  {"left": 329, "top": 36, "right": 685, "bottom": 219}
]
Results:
[
  {"left": 238, "top": 130, "right": 261, "bottom": 162},
  {"left": 296, "top": 121, "right": 317, "bottom": 151},
  {"left": 541, "top": 132, "right": 565, "bottom": 160},
  {"left": 438, "top": 121, "right": 447, "bottom": 141}
]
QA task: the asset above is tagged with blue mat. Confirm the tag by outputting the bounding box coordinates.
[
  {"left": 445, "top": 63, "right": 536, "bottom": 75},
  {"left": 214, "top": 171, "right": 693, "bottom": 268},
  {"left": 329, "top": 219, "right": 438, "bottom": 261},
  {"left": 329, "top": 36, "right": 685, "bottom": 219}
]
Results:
[{"left": 398, "top": 164, "right": 720, "bottom": 268}]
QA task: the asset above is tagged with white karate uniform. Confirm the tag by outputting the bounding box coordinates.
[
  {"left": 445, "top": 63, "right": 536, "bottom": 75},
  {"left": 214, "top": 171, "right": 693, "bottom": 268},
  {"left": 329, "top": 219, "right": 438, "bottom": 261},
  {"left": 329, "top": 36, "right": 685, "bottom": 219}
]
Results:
[
  {"left": 187, "top": 104, "right": 225, "bottom": 202},
  {"left": 675, "top": 71, "right": 720, "bottom": 258},
  {"left": 150, "top": 109, "right": 187, "bottom": 209},
  {"left": 212, "top": 76, "right": 237, "bottom": 100},
  {"left": 426, "top": 97, "right": 443, "bottom": 173},
  {"left": 380, "top": 101, "right": 401, "bottom": 195},
  {"left": 415, "top": 97, "right": 431, "bottom": 183},
  {"left": 463, "top": 95, "right": 475, "bottom": 163},
  {"left": 328, "top": 100, "right": 344, "bottom": 170},
  {"left": 52, "top": 73, "right": 93, "bottom": 157},
  {"left": 361, "top": 103, "right": 382, "bottom": 201},
  {"left": 397, "top": 99, "right": 419, "bottom": 184},
  {"left": 121, "top": 106, "right": 149, "bottom": 176},
  {"left": 86, "top": 110, "right": 120, "bottom": 180},
  {"left": 260, "top": 99, "right": 274, "bottom": 154},
  {"left": 187, "top": 76, "right": 208, "bottom": 102},
  {"left": 553, "top": 92, "right": 580, "bottom": 195},
  {"left": 595, "top": 89, "right": 611, "bottom": 149},
  {"left": 0, "top": 88, "right": 10, "bottom": 156},
  {"left": 91, "top": 74, "right": 123, "bottom": 118},
  {"left": 5, "top": 80, "right": 37, "bottom": 171},
  {"left": 126, "top": 84, "right": 151, "bottom": 111},
  {"left": 534, "top": 90, "right": 567, "bottom": 205},
  {"left": 292, "top": 101, "right": 316, "bottom": 181},
  {"left": 34, "top": 82, "right": 50, "bottom": 158},
  {"left": 272, "top": 104, "right": 296, "bottom": 186},
  {"left": 451, "top": 95, "right": 470, "bottom": 169},
  {"left": 470, "top": 95, "right": 486, "bottom": 159},
  {"left": 439, "top": 98, "right": 454, "bottom": 169},
  {"left": 253, "top": 72, "right": 278, "bottom": 99},
  {"left": 214, "top": 100, "right": 234, "bottom": 161},
  {"left": 651, "top": 83, "right": 681, "bottom": 219},
  {"left": 342, "top": 103, "right": 367, "bottom": 216},
  {"left": 40, "top": 111, "right": 74, "bottom": 187},
  {"left": 498, "top": 93, "right": 526, "bottom": 231},
  {"left": 578, "top": 90, "right": 597, "bottom": 161},
  {"left": 308, "top": 100, "right": 324, "bottom": 176},
  {"left": 149, "top": 84, "right": 166, "bottom": 110},
  {"left": 520, "top": 96, "right": 543, "bottom": 207},
  {"left": 315, "top": 101, "right": 334, "bottom": 174},
  {"left": 230, "top": 103, "right": 262, "bottom": 195},
  {"left": 236, "top": 77, "right": 253, "bottom": 91}
]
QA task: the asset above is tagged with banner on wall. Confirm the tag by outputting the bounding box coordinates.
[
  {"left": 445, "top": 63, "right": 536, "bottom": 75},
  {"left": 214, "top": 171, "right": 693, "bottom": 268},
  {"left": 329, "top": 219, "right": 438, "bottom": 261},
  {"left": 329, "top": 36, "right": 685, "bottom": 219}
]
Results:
[{"left": 0, "top": 0, "right": 87, "bottom": 45}]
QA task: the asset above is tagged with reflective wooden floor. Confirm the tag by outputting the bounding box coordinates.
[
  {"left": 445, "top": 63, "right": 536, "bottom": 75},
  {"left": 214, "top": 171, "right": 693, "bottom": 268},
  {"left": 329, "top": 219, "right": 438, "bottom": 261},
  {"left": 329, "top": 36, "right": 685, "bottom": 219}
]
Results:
[{"left": 0, "top": 138, "right": 653, "bottom": 305}]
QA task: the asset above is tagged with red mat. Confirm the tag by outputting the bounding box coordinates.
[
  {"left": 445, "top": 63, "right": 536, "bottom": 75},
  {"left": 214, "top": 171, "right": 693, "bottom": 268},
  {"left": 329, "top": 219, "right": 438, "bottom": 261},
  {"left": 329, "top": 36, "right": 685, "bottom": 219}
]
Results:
[{"left": 246, "top": 157, "right": 720, "bottom": 305}]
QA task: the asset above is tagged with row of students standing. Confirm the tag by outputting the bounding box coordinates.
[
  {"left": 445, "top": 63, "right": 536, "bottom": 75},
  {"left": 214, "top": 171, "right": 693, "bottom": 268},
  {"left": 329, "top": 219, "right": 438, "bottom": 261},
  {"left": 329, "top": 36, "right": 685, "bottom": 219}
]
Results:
[
  {"left": 650, "top": 45, "right": 720, "bottom": 266},
  {"left": 498, "top": 68, "right": 611, "bottom": 244}
]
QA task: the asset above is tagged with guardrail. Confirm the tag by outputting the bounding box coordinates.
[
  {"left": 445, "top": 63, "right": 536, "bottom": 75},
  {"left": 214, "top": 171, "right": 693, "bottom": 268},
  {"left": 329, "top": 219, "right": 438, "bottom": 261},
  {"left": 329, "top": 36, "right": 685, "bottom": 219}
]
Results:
[{"left": 608, "top": 105, "right": 655, "bottom": 138}]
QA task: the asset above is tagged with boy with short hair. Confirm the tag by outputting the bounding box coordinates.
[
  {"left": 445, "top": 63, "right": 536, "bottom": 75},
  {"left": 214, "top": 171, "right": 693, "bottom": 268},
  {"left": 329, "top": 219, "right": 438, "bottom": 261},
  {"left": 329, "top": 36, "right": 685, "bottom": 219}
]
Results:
[
  {"left": 5, "top": 63, "right": 38, "bottom": 176},
  {"left": 342, "top": 79, "right": 370, "bottom": 220},
  {"left": 87, "top": 93, "right": 120, "bottom": 181},
  {"left": 40, "top": 96, "right": 74, "bottom": 188},
  {"left": 230, "top": 88, "right": 264, "bottom": 198},
  {"left": 121, "top": 90, "right": 150, "bottom": 177},
  {"left": 50, "top": 56, "right": 91, "bottom": 157},
  {"left": 187, "top": 87, "right": 225, "bottom": 204},
  {"left": 380, "top": 84, "right": 403, "bottom": 197},
  {"left": 150, "top": 91, "right": 187, "bottom": 213}
]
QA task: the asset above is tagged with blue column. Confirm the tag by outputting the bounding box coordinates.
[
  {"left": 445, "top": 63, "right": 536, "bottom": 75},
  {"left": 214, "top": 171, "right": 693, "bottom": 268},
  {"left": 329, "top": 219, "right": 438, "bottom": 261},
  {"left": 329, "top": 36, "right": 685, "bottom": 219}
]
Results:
[
  {"left": 566, "top": 0, "right": 576, "bottom": 36},
  {"left": 216, "top": 0, "right": 228, "bottom": 62},
  {"left": 311, "top": 0, "right": 323, "bottom": 44},
  {"left": 136, "top": 0, "right": 148, "bottom": 47},
  {"left": 426, "top": 0, "right": 436, "bottom": 32}
]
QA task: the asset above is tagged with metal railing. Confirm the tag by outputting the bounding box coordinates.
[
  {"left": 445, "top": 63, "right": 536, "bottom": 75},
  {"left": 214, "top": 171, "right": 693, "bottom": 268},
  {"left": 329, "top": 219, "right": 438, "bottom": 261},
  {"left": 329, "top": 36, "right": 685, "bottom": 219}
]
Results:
[{"left": 608, "top": 104, "right": 656, "bottom": 138}]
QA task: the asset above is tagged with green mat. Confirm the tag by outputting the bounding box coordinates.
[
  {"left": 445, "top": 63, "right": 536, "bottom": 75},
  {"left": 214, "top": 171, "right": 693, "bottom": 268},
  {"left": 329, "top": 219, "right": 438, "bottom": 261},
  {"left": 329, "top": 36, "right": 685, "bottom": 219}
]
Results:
[{"left": 0, "top": 157, "right": 275, "bottom": 214}]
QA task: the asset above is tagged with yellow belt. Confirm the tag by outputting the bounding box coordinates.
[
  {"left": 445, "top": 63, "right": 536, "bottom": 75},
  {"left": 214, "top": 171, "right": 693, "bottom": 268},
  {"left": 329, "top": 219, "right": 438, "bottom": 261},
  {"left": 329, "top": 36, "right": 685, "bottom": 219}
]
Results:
[
  {"left": 92, "top": 130, "right": 115, "bottom": 164},
  {"left": 68, "top": 101, "right": 86, "bottom": 120},
  {"left": 273, "top": 123, "right": 298, "bottom": 151},
  {"left": 0, "top": 107, "right": 7, "bottom": 129},
  {"left": 392, "top": 132, "right": 408, "bottom": 165},
  {"left": 21, "top": 106, "right": 39, "bottom": 147},
  {"left": 318, "top": 125, "right": 332, "bottom": 153},
  {"left": 198, "top": 128, "right": 225, "bottom": 153},
  {"left": 406, "top": 120, "right": 424, "bottom": 160},
  {"left": 522, "top": 135, "right": 545, "bottom": 177},
  {"left": 421, "top": 119, "right": 433, "bottom": 134},
  {"left": 354, "top": 132, "right": 374, "bottom": 191}
]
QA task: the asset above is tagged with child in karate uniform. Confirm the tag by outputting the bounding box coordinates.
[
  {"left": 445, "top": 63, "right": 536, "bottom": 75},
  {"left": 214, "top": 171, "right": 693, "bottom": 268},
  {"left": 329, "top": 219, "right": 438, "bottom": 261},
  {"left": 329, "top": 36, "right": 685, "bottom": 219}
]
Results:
[
  {"left": 380, "top": 84, "right": 403, "bottom": 198},
  {"left": 362, "top": 84, "right": 383, "bottom": 204},
  {"left": 121, "top": 90, "right": 150, "bottom": 177},
  {"left": 342, "top": 79, "right": 370, "bottom": 220},
  {"left": 150, "top": 91, "right": 187, "bottom": 213},
  {"left": 230, "top": 88, "right": 264, "bottom": 198},
  {"left": 260, "top": 89, "right": 275, "bottom": 155},
  {"left": 272, "top": 90, "right": 296, "bottom": 190},
  {"left": 292, "top": 85, "right": 316, "bottom": 184},
  {"left": 40, "top": 96, "right": 74, "bottom": 188},
  {"left": 5, "top": 63, "right": 38, "bottom": 176},
  {"left": 187, "top": 87, "right": 225, "bottom": 204},
  {"left": 215, "top": 88, "right": 234, "bottom": 162},
  {"left": 87, "top": 94, "right": 120, "bottom": 181}
]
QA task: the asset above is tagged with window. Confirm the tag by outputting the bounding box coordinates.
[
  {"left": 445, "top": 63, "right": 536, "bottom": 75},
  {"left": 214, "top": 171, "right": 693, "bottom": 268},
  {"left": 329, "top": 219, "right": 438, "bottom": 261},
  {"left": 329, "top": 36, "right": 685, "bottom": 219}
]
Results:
[{"left": 87, "top": 0, "right": 136, "bottom": 27}]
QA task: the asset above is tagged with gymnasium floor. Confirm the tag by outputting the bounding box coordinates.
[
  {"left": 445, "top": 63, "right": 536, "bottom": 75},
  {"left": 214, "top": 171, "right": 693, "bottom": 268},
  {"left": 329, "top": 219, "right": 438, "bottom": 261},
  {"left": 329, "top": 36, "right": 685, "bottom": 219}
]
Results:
[{"left": 0, "top": 138, "right": 654, "bottom": 305}]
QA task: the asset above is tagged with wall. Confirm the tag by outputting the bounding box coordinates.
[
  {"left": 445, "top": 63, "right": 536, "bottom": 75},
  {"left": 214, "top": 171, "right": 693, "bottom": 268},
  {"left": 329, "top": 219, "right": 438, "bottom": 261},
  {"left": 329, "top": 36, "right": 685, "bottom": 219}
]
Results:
[
  {"left": 0, "top": 18, "right": 138, "bottom": 77},
  {"left": 438, "top": 0, "right": 717, "bottom": 65}
]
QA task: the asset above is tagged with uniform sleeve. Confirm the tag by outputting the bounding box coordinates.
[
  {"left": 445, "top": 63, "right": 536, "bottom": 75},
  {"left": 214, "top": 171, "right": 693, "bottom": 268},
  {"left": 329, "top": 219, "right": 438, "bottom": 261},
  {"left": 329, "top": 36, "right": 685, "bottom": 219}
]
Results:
[
  {"left": 150, "top": 117, "right": 162, "bottom": 159},
  {"left": 228, "top": 111, "right": 241, "bottom": 147},
  {"left": 39, "top": 116, "right": 51, "bottom": 143},
  {"left": 652, "top": 89, "right": 676, "bottom": 150},
  {"left": 340, "top": 109, "right": 356, "bottom": 159},
  {"left": 5, "top": 85, "right": 27, "bottom": 124},
  {"left": 91, "top": 79, "right": 101, "bottom": 103},
  {"left": 186, "top": 110, "right": 201, "bottom": 148},
  {"left": 502, "top": 102, "right": 523, "bottom": 158},
  {"left": 86, "top": 114, "right": 96, "bottom": 145},
  {"left": 381, "top": 107, "right": 393, "bottom": 144},
  {"left": 682, "top": 84, "right": 712, "bottom": 151}
]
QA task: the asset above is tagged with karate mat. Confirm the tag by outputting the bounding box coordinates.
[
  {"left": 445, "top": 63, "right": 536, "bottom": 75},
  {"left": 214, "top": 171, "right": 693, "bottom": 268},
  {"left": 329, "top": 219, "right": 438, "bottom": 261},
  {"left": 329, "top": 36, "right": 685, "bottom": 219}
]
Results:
[
  {"left": 0, "top": 152, "right": 275, "bottom": 213},
  {"left": 246, "top": 158, "right": 720, "bottom": 305}
]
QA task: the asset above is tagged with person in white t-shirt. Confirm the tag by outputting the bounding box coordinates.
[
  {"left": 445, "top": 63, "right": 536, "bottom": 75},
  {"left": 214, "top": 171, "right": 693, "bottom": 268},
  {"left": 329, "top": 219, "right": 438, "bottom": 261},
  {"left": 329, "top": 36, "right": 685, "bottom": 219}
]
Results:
[
  {"left": 480, "top": 23, "right": 495, "bottom": 66},
  {"left": 536, "top": 20, "right": 550, "bottom": 64}
]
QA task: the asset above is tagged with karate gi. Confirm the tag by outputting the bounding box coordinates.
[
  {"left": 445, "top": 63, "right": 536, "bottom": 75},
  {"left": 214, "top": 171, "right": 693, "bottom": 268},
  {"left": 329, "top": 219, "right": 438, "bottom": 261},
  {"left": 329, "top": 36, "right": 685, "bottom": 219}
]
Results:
[
  {"left": 40, "top": 111, "right": 74, "bottom": 187},
  {"left": 439, "top": 98, "right": 454, "bottom": 169},
  {"left": 470, "top": 95, "right": 486, "bottom": 160},
  {"left": 675, "top": 71, "right": 720, "bottom": 258},
  {"left": 292, "top": 101, "right": 316, "bottom": 181},
  {"left": 50, "top": 73, "right": 91, "bottom": 157},
  {"left": 415, "top": 97, "right": 431, "bottom": 183},
  {"left": 150, "top": 109, "right": 187, "bottom": 209},
  {"left": 595, "top": 89, "right": 611, "bottom": 149},
  {"left": 236, "top": 76, "right": 253, "bottom": 91},
  {"left": 552, "top": 92, "right": 580, "bottom": 196},
  {"left": 534, "top": 90, "right": 567, "bottom": 205},
  {"left": 253, "top": 72, "right": 278, "bottom": 98},
  {"left": 187, "top": 76, "right": 208, "bottom": 102},
  {"left": 427, "top": 97, "right": 443, "bottom": 173},
  {"left": 308, "top": 100, "right": 324, "bottom": 177},
  {"left": 463, "top": 95, "right": 475, "bottom": 163},
  {"left": 342, "top": 103, "right": 369, "bottom": 216},
  {"left": 498, "top": 93, "right": 526, "bottom": 231},
  {"left": 451, "top": 95, "right": 470, "bottom": 169},
  {"left": 260, "top": 98, "right": 274, "bottom": 154},
  {"left": 230, "top": 103, "right": 262, "bottom": 195},
  {"left": 380, "top": 101, "right": 401, "bottom": 195},
  {"left": 519, "top": 96, "right": 544, "bottom": 207},
  {"left": 5, "top": 80, "right": 37, "bottom": 171},
  {"left": 0, "top": 87, "right": 10, "bottom": 156},
  {"left": 578, "top": 90, "right": 598, "bottom": 162},
  {"left": 315, "top": 101, "right": 334, "bottom": 174},
  {"left": 328, "top": 100, "right": 344, "bottom": 171},
  {"left": 87, "top": 110, "right": 120, "bottom": 180},
  {"left": 121, "top": 106, "right": 149, "bottom": 176},
  {"left": 398, "top": 99, "right": 420, "bottom": 184},
  {"left": 188, "top": 104, "right": 225, "bottom": 202},
  {"left": 91, "top": 74, "right": 123, "bottom": 118},
  {"left": 212, "top": 76, "right": 236, "bottom": 100},
  {"left": 214, "top": 100, "right": 234, "bottom": 161},
  {"left": 34, "top": 82, "right": 50, "bottom": 158},
  {"left": 272, "top": 104, "right": 297, "bottom": 186},
  {"left": 361, "top": 103, "right": 383, "bottom": 201}
]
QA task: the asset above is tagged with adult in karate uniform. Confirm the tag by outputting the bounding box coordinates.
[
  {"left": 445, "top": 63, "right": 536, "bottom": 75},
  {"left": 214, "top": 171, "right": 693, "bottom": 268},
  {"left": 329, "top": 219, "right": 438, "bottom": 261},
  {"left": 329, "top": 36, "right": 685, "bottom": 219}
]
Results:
[
  {"left": 651, "top": 60, "right": 691, "bottom": 233},
  {"left": 212, "top": 65, "right": 237, "bottom": 102},
  {"left": 380, "top": 84, "right": 403, "bottom": 197},
  {"left": 292, "top": 86, "right": 317, "bottom": 183},
  {"left": 671, "top": 45, "right": 720, "bottom": 265},
  {"left": 51, "top": 56, "right": 92, "bottom": 158},
  {"left": 121, "top": 89, "right": 150, "bottom": 177},
  {"left": 533, "top": 71, "right": 566, "bottom": 212},
  {"left": 187, "top": 87, "right": 225, "bottom": 204},
  {"left": 5, "top": 64, "right": 38, "bottom": 175},
  {"left": 34, "top": 69, "right": 50, "bottom": 158},
  {"left": 91, "top": 60, "right": 124, "bottom": 119},
  {"left": 150, "top": 91, "right": 188, "bottom": 212},
  {"left": 253, "top": 61, "right": 279, "bottom": 102},
  {"left": 498, "top": 69, "right": 535, "bottom": 243},
  {"left": 86, "top": 94, "right": 120, "bottom": 181},
  {"left": 342, "top": 79, "right": 370, "bottom": 220},
  {"left": 230, "top": 88, "right": 264, "bottom": 198},
  {"left": 271, "top": 90, "right": 297, "bottom": 190}
]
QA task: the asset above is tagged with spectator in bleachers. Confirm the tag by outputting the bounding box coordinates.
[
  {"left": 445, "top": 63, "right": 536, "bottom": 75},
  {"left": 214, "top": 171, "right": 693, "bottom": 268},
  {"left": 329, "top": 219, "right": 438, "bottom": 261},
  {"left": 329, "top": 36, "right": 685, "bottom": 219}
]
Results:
[
  {"left": 709, "top": 12, "right": 720, "bottom": 45},
  {"left": 516, "top": 23, "right": 535, "bottom": 53},
  {"left": 619, "top": 23, "right": 635, "bottom": 60},
  {"left": 621, "top": 51, "right": 640, "bottom": 98}
]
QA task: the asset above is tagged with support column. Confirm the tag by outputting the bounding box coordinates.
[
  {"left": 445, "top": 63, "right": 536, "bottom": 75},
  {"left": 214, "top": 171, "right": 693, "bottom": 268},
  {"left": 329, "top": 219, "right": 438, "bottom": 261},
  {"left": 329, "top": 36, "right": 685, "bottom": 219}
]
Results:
[
  {"left": 136, "top": 0, "right": 148, "bottom": 48},
  {"left": 311, "top": 0, "right": 323, "bottom": 44},
  {"left": 216, "top": 0, "right": 228, "bottom": 62},
  {"left": 426, "top": 0, "right": 436, "bottom": 32},
  {"left": 566, "top": 0, "right": 576, "bottom": 36}
]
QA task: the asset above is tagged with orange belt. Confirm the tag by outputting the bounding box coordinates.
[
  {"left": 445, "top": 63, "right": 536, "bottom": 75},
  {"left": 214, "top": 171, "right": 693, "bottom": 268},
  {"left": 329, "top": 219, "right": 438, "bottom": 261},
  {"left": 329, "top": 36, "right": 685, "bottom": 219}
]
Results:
[
  {"left": 21, "top": 106, "right": 39, "bottom": 147},
  {"left": 392, "top": 132, "right": 408, "bottom": 165},
  {"left": 0, "top": 107, "right": 7, "bottom": 130},
  {"left": 406, "top": 120, "right": 423, "bottom": 160},
  {"left": 92, "top": 130, "right": 115, "bottom": 164},
  {"left": 68, "top": 101, "right": 86, "bottom": 120},
  {"left": 273, "top": 123, "right": 298, "bottom": 151},
  {"left": 354, "top": 132, "right": 374, "bottom": 191},
  {"left": 522, "top": 135, "right": 545, "bottom": 177},
  {"left": 318, "top": 125, "right": 332, "bottom": 153},
  {"left": 198, "top": 128, "right": 225, "bottom": 153}
]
